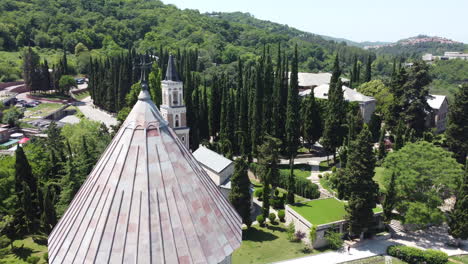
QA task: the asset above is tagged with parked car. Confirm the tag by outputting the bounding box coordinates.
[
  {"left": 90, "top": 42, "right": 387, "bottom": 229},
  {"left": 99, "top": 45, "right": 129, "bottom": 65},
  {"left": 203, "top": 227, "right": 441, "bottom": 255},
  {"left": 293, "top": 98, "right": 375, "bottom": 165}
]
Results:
[{"left": 75, "top": 78, "right": 85, "bottom": 84}]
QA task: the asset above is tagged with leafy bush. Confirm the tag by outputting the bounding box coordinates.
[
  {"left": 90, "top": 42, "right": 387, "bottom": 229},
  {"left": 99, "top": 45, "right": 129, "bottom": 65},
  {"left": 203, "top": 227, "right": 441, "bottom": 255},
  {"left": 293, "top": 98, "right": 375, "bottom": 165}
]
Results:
[
  {"left": 331, "top": 166, "right": 337, "bottom": 173},
  {"left": 0, "top": 235, "right": 9, "bottom": 248},
  {"left": 387, "top": 245, "right": 448, "bottom": 264},
  {"left": 268, "top": 213, "right": 276, "bottom": 223},
  {"left": 286, "top": 222, "right": 296, "bottom": 242},
  {"left": 43, "top": 252, "right": 49, "bottom": 262},
  {"left": 318, "top": 174, "right": 323, "bottom": 179},
  {"left": 294, "top": 230, "right": 306, "bottom": 241},
  {"left": 325, "top": 231, "right": 343, "bottom": 250},
  {"left": 254, "top": 188, "right": 263, "bottom": 199},
  {"left": 278, "top": 210, "right": 285, "bottom": 222},
  {"left": 26, "top": 256, "right": 40, "bottom": 264},
  {"left": 269, "top": 193, "right": 285, "bottom": 209},
  {"left": 256, "top": 215, "right": 265, "bottom": 226}
]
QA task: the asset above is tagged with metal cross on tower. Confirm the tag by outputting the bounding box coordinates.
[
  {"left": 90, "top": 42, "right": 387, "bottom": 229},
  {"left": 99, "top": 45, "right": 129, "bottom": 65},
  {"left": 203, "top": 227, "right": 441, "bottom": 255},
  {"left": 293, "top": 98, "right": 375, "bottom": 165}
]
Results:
[{"left": 134, "top": 54, "right": 153, "bottom": 90}]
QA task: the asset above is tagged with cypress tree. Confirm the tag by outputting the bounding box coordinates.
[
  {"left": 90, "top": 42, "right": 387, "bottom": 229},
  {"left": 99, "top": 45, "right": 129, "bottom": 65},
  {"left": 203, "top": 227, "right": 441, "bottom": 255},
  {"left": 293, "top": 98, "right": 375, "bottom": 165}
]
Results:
[
  {"left": 191, "top": 86, "right": 200, "bottom": 150},
  {"left": 42, "top": 186, "right": 57, "bottom": 233},
  {"left": 364, "top": 54, "right": 372, "bottom": 82},
  {"left": 368, "top": 113, "right": 381, "bottom": 143},
  {"left": 209, "top": 75, "right": 221, "bottom": 138},
  {"left": 393, "top": 121, "right": 404, "bottom": 151},
  {"left": 377, "top": 125, "right": 387, "bottom": 160},
  {"left": 285, "top": 45, "right": 300, "bottom": 203},
  {"left": 345, "top": 126, "right": 379, "bottom": 238},
  {"left": 383, "top": 172, "right": 397, "bottom": 223},
  {"left": 322, "top": 54, "right": 346, "bottom": 163},
  {"left": 446, "top": 84, "right": 468, "bottom": 164},
  {"left": 301, "top": 92, "right": 322, "bottom": 150},
  {"left": 262, "top": 47, "right": 274, "bottom": 135},
  {"left": 251, "top": 58, "right": 264, "bottom": 157},
  {"left": 401, "top": 61, "right": 432, "bottom": 137},
  {"left": 272, "top": 43, "right": 283, "bottom": 139},
  {"left": 449, "top": 161, "right": 468, "bottom": 246},
  {"left": 229, "top": 157, "right": 252, "bottom": 227},
  {"left": 148, "top": 63, "right": 162, "bottom": 108}
]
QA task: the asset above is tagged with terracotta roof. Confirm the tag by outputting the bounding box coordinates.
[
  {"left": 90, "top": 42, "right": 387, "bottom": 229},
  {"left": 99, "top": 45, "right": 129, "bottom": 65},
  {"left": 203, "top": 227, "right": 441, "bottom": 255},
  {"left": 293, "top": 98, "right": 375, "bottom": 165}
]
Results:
[
  {"left": 165, "top": 55, "right": 181, "bottom": 82},
  {"left": 48, "top": 89, "right": 242, "bottom": 264}
]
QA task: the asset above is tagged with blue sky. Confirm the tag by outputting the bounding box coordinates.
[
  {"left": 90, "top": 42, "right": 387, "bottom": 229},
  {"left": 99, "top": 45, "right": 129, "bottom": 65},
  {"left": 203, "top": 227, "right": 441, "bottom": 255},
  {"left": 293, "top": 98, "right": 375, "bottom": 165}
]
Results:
[{"left": 162, "top": 0, "right": 468, "bottom": 43}]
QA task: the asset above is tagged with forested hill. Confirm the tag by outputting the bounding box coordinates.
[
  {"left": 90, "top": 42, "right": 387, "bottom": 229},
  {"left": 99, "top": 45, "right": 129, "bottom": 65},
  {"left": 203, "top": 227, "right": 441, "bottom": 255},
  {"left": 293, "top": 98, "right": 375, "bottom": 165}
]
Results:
[
  {"left": 367, "top": 35, "right": 467, "bottom": 57},
  {"left": 0, "top": 0, "right": 371, "bottom": 73}
]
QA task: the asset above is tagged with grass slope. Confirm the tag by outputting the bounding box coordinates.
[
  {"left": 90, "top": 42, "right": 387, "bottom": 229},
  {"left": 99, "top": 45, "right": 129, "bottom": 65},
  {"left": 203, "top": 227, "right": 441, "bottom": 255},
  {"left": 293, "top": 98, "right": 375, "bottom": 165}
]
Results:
[
  {"left": 1, "top": 236, "right": 48, "bottom": 264},
  {"left": 290, "top": 198, "right": 383, "bottom": 225},
  {"left": 232, "top": 224, "right": 327, "bottom": 264}
]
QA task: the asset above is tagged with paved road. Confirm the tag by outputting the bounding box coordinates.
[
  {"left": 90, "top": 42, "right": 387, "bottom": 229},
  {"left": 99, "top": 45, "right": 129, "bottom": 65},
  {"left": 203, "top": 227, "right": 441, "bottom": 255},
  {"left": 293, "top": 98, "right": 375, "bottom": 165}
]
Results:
[
  {"left": 274, "top": 240, "right": 393, "bottom": 264},
  {"left": 76, "top": 96, "right": 118, "bottom": 128}
]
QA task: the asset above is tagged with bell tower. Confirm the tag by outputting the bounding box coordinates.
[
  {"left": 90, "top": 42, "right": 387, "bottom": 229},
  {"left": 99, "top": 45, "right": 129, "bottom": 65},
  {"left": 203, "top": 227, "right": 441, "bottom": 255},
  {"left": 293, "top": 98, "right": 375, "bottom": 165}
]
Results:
[{"left": 160, "top": 55, "right": 190, "bottom": 149}]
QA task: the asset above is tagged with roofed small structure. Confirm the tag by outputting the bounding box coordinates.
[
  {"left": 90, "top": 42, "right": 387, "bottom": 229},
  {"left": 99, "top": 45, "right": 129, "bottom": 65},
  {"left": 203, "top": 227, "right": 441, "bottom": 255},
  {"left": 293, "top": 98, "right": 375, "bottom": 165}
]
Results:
[
  {"left": 48, "top": 73, "right": 241, "bottom": 263},
  {"left": 300, "top": 84, "right": 376, "bottom": 123}
]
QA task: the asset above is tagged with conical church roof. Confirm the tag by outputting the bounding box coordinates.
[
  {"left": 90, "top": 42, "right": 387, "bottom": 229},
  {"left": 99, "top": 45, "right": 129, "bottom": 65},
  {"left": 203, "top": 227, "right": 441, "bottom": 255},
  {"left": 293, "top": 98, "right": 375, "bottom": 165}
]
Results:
[
  {"left": 48, "top": 87, "right": 242, "bottom": 263},
  {"left": 164, "top": 54, "right": 180, "bottom": 81}
]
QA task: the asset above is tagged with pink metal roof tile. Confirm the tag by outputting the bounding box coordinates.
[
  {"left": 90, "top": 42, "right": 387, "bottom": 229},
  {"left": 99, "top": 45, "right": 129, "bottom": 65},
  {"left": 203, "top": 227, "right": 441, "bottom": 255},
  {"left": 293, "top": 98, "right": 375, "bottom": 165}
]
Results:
[{"left": 48, "top": 90, "right": 242, "bottom": 263}]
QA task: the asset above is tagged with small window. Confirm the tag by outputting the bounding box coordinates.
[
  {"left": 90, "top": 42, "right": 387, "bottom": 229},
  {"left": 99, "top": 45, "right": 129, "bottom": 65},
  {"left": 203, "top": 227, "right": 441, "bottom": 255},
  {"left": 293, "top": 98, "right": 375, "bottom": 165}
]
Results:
[
  {"left": 182, "top": 136, "right": 185, "bottom": 142},
  {"left": 175, "top": 114, "right": 180, "bottom": 128},
  {"left": 172, "top": 91, "right": 178, "bottom": 105}
]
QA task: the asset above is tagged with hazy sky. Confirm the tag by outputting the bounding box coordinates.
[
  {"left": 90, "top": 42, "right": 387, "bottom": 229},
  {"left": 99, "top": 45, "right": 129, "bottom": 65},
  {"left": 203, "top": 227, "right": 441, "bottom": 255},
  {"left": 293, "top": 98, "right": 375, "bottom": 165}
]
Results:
[{"left": 162, "top": 0, "right": 468, "bottom": 43}]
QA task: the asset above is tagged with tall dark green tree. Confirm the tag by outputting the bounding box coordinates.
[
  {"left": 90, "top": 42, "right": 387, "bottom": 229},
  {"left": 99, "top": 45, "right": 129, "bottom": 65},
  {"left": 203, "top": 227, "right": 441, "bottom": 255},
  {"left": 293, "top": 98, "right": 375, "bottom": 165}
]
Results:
[
  {"left": 364, "top": 54, "right": 372, "bottom": 83},
  {"left": 401, "top": 61, "right": 432, "bottom": 137},
  {"left": 41, "top": 186, "right": 57, "bottom": 232},
  {"left": 262, "top": 47, "right": 274, "bottom": 136},
  {"left": 301, "top": 92, "right": 322, "bottom": 150},
  {"left": 449, "top": 161, "right": 468, "bottom": 246},
  {"left": 285, "top": 45, "right": 300, "bottom": 203},
  {"left": 322, "top": 54, "right": 346, "bottom": 162},
  {"left": 383, "top": 172, "right": 397, "bottom": 223},
  {"left": 345, "top": 126, "right": 379, "bottom": 238},
  {"left": 446, "top": 84, "right": 468, "bottom": 164},
  {"left": 14, "top": 145, "right": 40, "bottom": 233},
  {"left": 377, "top": 125, "right": 387, "bottom": 160},
  {"left": 229, "top": 157, "right": 252, "bottom": 228},
  {"left": 209, "top": 75, "right": 221, "bottom": 138}
]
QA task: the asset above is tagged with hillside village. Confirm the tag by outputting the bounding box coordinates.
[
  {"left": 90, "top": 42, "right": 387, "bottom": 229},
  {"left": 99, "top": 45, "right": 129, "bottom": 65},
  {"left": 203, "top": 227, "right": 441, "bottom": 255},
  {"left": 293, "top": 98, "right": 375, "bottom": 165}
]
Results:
[{"left": 0, "top": 1, "right": 467, "bottom": 264}]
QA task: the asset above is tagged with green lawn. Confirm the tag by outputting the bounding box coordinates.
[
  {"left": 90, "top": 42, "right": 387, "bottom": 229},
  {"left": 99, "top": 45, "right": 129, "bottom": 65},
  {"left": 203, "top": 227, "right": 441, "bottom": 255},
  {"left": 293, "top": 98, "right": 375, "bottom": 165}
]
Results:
[
  {"left": 373, "top": 167, "right": 386, "bottom": 191},
  {"left": 23, "top": 103, "right": 64, "bottom": 120},
  {"left": 233, "top": 224, "right": 328, "bottom": 264},
  {"left": 451, "top": 255, "right": 468, "bottom": 264},
  {"left": 319, "top": 160, "right": 339, "bottom": 172},
  {"left": 340, "top": 256, "right": 407, "bottom": 264},
  {"left": 290, "top": 198, "right": 383, "bottom": 226},
  {"left": 1, "top": 236, "right": 48, "bottom": 264},
  {"left": 31, "top": 93, "right": 71, "bottom": 101},
  {"left": 279, "top": 164, "right": 312, "bottom": 178}
]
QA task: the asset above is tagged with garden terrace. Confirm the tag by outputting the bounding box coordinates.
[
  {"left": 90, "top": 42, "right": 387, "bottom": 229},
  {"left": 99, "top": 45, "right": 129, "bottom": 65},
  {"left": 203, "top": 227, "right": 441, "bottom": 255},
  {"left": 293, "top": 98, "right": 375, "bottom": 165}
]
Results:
[{"left": 289, "top": 198, "right": 383, "bottom": 226}]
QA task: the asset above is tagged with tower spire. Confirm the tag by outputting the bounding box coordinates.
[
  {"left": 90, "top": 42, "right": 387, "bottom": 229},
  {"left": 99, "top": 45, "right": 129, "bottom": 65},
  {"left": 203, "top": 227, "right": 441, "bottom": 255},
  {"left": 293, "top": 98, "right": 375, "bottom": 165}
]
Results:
[{"left": 165, "top": 54, "right": 180, "bottom": 81}]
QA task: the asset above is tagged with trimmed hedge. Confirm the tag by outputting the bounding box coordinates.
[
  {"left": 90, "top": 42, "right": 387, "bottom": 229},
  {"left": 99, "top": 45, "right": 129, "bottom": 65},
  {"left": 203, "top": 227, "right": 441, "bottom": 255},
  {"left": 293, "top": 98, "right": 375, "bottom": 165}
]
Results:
[
  {"left": 387, "top": 245, "right": 448, "bottom": 264},
  {"left": 278, "top": 172, "right": 320, "bottom": 199}
]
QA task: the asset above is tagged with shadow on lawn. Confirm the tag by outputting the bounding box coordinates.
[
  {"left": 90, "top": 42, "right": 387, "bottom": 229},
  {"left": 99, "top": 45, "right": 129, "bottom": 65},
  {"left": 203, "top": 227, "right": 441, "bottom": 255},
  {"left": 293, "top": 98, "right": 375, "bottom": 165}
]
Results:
[
  {"left": 11, "top": 245, "right": 34, "bottom": 260},
  {"left": 243, "top": 227, "right": 278, "bottom": 242}
]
